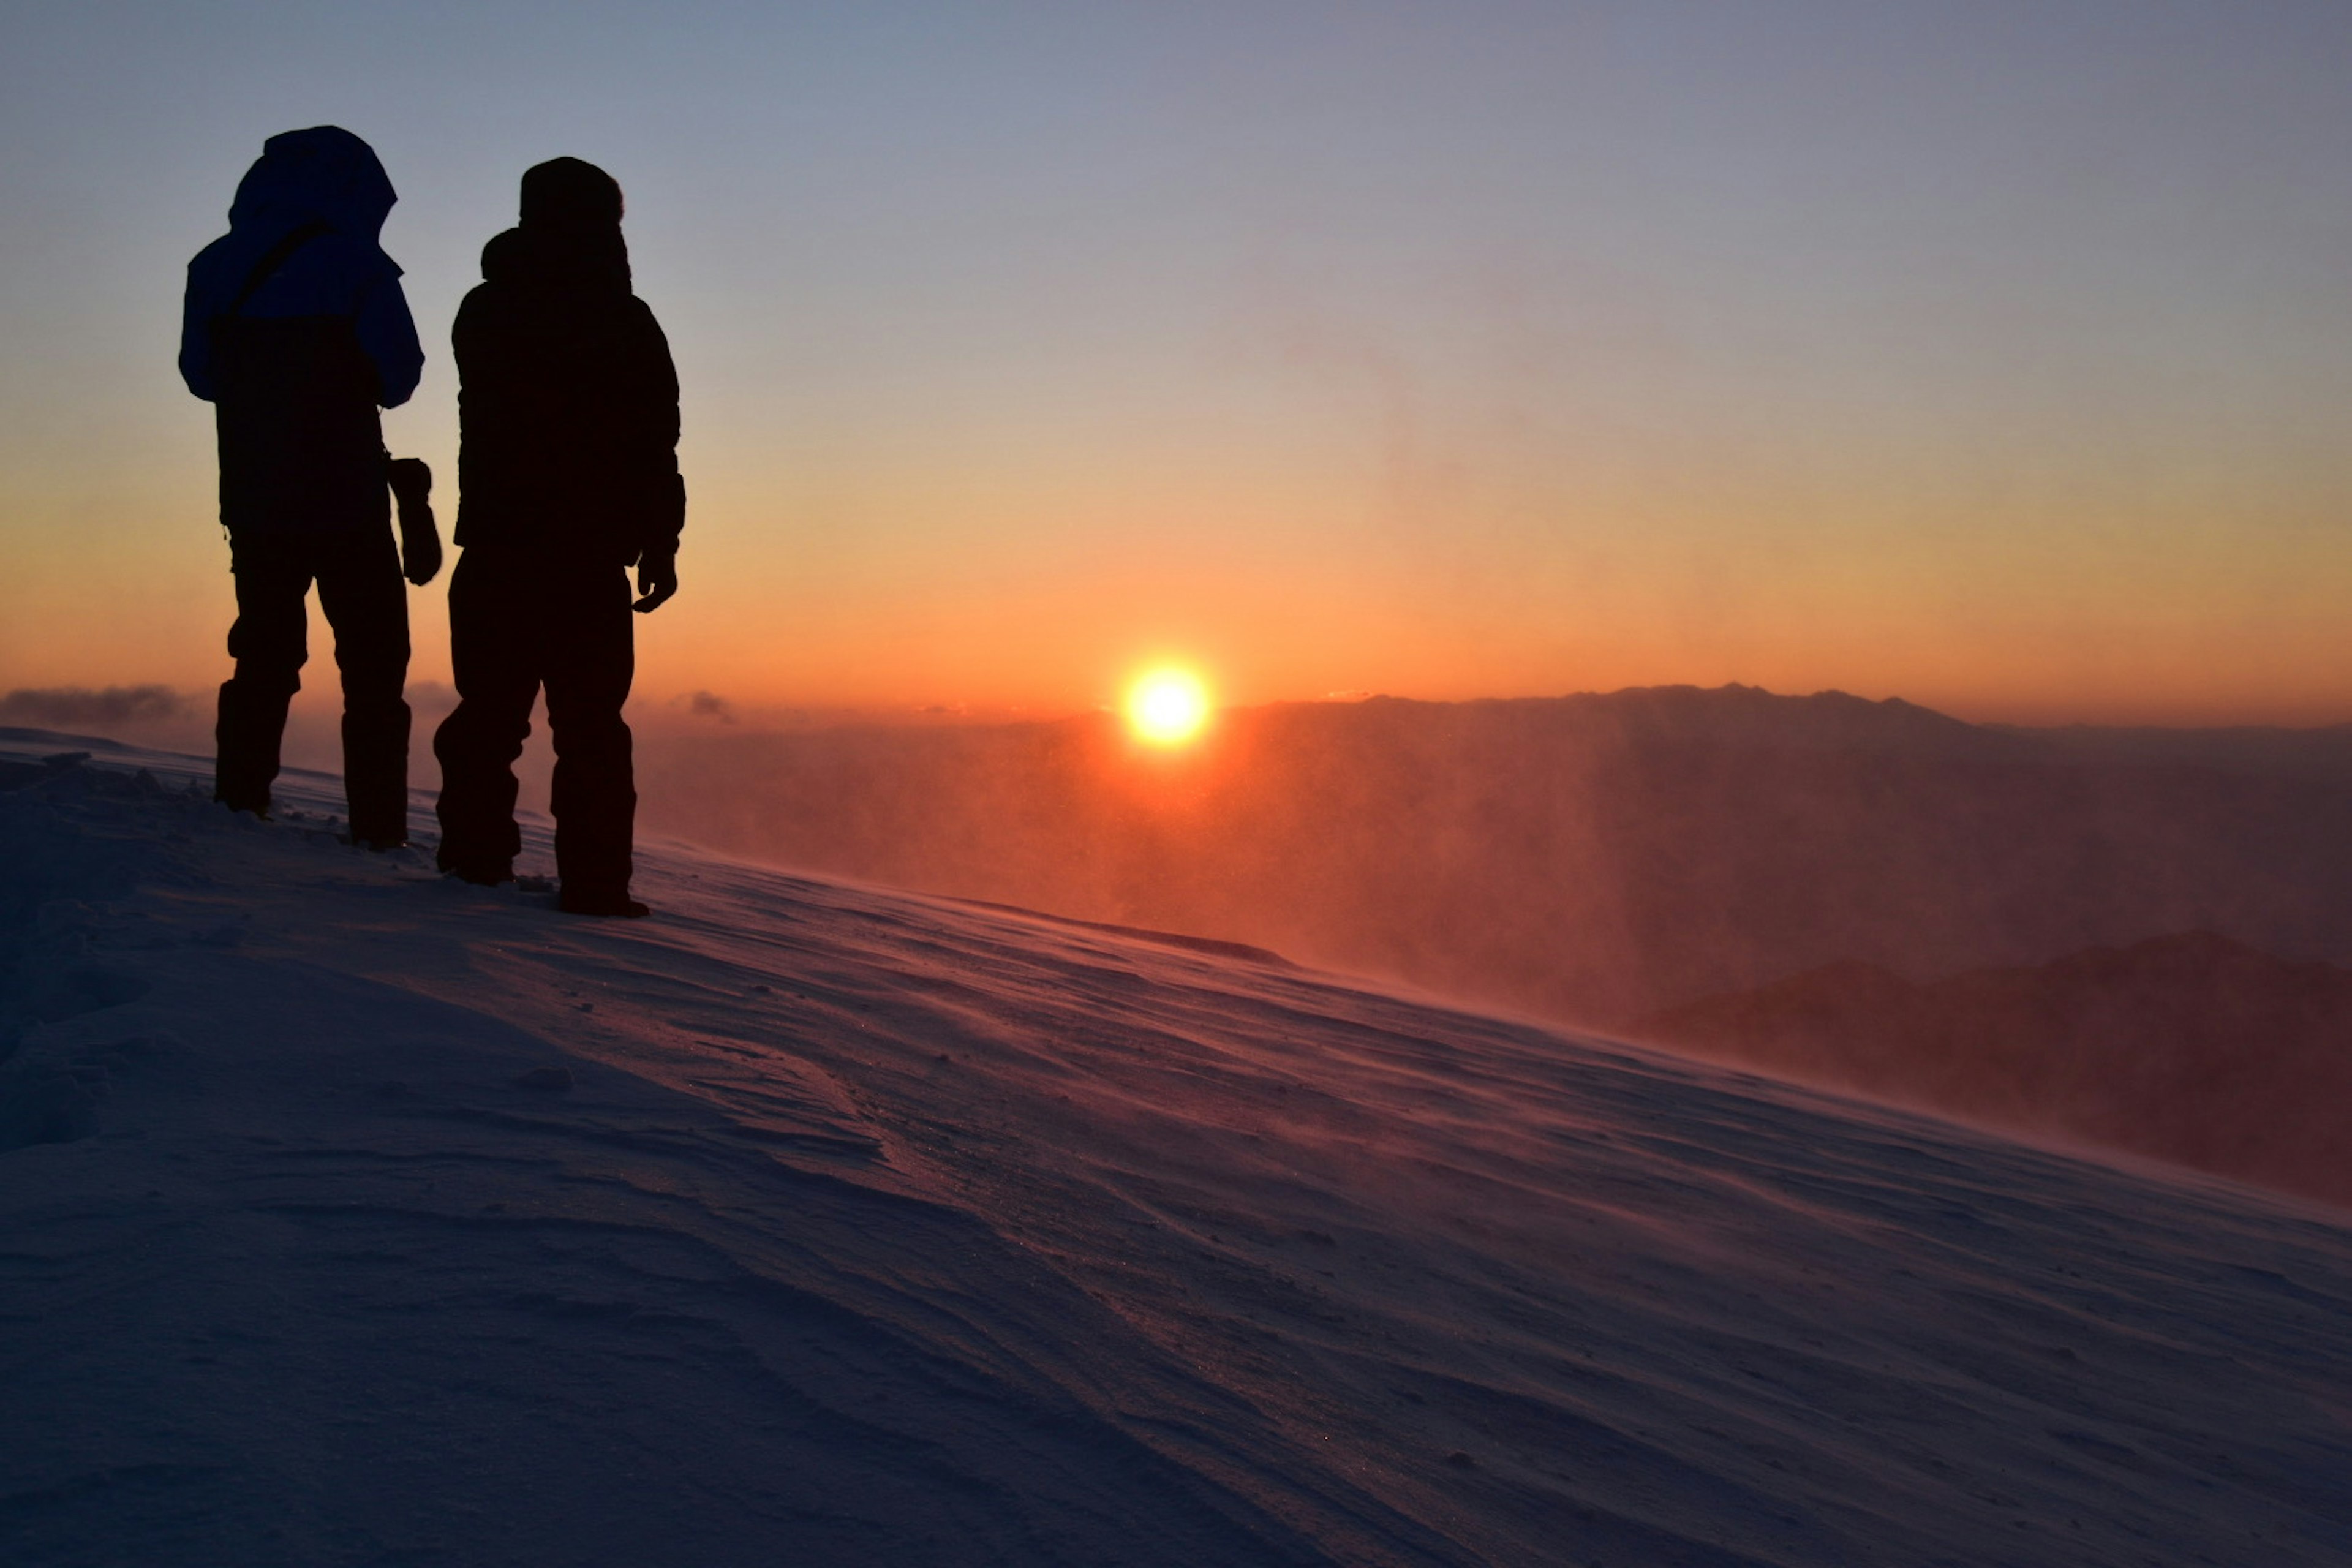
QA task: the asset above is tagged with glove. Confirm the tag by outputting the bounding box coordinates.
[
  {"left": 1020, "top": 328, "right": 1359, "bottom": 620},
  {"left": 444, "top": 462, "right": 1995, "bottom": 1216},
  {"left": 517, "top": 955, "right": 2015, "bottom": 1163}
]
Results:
[
  {"left": 633, "top": 548, "right": 678, "bottom": 613},
  {"left": 388, "top": 456, "right": 443, "bottom": 587}
]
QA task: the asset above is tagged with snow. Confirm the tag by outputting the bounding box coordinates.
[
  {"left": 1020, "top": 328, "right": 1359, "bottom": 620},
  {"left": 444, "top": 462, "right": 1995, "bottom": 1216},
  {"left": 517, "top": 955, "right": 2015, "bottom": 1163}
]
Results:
[{"left": 5, "top": 729, "right": 2351, "bottom": 1567}]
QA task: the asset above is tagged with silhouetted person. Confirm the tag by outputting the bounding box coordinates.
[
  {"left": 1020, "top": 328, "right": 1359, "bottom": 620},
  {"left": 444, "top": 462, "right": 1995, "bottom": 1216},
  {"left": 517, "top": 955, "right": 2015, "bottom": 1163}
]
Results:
[
  {"left": 179, "top": 126, "right": 432, "bottom": 848},
  {"left": 433, "top": 158, "right": 683, "bottom": 918}
]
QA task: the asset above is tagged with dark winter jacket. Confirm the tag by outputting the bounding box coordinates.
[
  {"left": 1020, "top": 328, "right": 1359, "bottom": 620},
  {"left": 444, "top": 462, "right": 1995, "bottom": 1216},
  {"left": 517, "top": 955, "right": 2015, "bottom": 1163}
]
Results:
[
  {"left": 179, "top": 127, "right": 424, "bottom": 538},
  {"left": 451, "top": 165, "right": 684, "bottom": 568}
]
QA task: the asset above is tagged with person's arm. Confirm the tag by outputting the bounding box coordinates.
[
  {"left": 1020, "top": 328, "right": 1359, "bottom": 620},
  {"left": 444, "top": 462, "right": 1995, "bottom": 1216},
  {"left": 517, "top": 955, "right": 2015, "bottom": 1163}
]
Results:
[
  {"left": 630, "top": 302, "right": 684, "bottom": 613},
  {"left": 356, "top": 266, "right": 426, "bottom": 409},
  {"left": 178, "top": 254, "right": 220, "bottom": 402}
]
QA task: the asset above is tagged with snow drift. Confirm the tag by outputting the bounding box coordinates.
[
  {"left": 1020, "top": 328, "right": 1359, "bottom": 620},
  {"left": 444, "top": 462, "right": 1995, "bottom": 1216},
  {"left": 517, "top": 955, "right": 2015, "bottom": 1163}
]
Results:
[{"left": 4, "top": 731, "right": 2351, "bottom": 1567}]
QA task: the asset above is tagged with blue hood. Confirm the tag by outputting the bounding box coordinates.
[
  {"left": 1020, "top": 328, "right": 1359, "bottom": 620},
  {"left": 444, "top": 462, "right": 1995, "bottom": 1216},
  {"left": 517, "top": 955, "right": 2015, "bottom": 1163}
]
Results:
[
  {"left": 179, "top": 124, "right": 421, "bottom": 407},
  {"left": 228, "top": 126, "right": 398, "bottom": 251}
]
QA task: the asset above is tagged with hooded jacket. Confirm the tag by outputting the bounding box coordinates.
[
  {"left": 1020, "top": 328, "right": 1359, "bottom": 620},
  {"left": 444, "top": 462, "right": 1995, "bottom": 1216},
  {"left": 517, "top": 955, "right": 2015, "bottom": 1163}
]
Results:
[
  {"left": 179, "top": 127, "right": 424, "bottom": 536},
  {"left": 181, "top": 127, "right": 423, "bottom": 408},
  {"left": 451, "top": 158, "right": 684, "bottom": 567}
]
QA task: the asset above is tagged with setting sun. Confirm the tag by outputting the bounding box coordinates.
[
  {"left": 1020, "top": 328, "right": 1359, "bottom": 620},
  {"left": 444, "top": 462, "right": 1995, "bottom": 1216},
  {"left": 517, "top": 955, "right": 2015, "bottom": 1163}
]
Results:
[{"left": 1125, "top": 668, "right": 1212, "bottom": 747}]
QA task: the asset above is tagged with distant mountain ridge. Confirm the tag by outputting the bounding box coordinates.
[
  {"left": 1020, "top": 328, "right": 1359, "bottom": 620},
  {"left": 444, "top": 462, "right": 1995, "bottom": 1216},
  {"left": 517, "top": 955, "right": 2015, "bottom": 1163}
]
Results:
[
  {"left": 1639, "top": 931, "right": 2352, "bottom": 1207},
  {"left": 636, "top": 683, "right": 2352, "bottom": 1027},
  {"left": 1995, "top": 719, "right": 2352, "bottom": 783}
]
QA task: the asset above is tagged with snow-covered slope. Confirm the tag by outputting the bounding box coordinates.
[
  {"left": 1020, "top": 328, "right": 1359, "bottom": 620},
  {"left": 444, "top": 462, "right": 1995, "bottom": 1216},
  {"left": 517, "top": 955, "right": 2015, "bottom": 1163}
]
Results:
[{"left": 5, "top": 732, "right": 2351, "bottom": 1567}]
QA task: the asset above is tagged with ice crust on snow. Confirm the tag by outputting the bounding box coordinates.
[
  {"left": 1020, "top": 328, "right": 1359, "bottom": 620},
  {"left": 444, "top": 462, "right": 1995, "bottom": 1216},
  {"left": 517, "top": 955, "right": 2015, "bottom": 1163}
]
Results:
[{"left": 3, "top": 733, "right": 2351, "bottom": 1566}]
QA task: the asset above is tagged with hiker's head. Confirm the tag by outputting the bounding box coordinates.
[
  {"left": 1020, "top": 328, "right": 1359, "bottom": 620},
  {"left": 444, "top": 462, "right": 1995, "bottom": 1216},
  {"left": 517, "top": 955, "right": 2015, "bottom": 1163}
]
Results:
[
  {"left": 520, "top": 159, "right": 624, "bottom": 236},
  {"left": 230, "top": 126, "right": 396, "bottom": 242},
  {"left": 492, "top": 159, "right": 631, "bottom": 293}
]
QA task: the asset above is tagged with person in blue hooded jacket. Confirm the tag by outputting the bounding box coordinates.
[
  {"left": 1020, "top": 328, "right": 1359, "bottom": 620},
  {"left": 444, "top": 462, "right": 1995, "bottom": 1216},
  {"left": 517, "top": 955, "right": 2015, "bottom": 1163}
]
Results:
[{"left": 179, "top": 125, "right": 431, "bottom": 849}]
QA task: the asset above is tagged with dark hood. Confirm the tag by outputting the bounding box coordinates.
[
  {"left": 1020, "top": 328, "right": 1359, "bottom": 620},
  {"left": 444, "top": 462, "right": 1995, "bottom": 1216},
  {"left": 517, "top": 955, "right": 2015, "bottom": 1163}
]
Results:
[
  {"left": 480, "top": 157, "right": 631, "bottom": 295},
  {"left": 228, "top": 126, "right": 399, "bottom": 256}
]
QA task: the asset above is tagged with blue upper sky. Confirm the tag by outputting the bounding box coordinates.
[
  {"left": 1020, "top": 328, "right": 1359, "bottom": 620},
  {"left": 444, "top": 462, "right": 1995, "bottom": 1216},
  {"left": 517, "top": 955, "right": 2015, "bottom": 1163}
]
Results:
[{"left": 6, "top": 2, "right": 2351, "bottom": 720}]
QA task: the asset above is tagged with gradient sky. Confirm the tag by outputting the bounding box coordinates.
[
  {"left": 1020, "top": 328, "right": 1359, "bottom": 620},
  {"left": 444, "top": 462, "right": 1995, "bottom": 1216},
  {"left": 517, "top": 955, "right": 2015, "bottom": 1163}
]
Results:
[{"left": 5, "top": 1, "right": 2351, "bottom": 725}]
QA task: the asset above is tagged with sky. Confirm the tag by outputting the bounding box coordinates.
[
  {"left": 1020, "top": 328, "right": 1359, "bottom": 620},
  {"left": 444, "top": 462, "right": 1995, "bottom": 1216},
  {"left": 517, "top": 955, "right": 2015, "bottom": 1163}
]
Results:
[{"left": 4, "top": 0, "right": 2351, "bottom": 725}]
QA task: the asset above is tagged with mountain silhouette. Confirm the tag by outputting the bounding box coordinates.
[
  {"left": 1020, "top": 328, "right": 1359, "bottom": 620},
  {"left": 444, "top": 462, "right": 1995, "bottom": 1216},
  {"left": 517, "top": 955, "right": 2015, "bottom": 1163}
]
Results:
[
  {"left": 636, "top": 685, "right": 2352, "bottom": 1027},
  {"left": 1640, "top": 930, "right": 2352, "bottom": 1205}
]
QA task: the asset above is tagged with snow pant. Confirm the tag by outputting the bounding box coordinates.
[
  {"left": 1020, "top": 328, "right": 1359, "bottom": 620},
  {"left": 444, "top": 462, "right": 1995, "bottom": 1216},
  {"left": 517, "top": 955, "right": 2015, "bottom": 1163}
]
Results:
[
  {"left": 215, "top": 526, "right": 412, "bottom": 845},
  {"left": 432, "top": 546, "right": 636, "bottom": 898}
]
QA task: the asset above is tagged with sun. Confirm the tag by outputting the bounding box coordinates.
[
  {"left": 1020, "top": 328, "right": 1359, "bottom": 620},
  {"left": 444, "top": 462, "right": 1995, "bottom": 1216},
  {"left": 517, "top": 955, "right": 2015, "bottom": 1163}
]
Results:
[{"left": 1125, "top": 667, "right": 1212, "bottom": 747}]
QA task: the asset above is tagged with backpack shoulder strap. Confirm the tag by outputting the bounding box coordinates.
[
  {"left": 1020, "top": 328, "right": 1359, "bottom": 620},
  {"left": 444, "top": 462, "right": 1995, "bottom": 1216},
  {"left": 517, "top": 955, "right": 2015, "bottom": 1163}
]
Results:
[{"left": 225, "top": 221, "right": 331, "bottom": 317}]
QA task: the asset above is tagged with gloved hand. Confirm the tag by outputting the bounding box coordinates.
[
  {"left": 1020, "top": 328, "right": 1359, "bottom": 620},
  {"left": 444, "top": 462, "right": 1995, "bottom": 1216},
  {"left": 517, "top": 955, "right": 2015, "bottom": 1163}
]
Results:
[
  {"left": 388, "top": 456, "right": 442, "bottom": 587},
  {"left": 633, "top": 548, "right": 679, "bottom": 613}
]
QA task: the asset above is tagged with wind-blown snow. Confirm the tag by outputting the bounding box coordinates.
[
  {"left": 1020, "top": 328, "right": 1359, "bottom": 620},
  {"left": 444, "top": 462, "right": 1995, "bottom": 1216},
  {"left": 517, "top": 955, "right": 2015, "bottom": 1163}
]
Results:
[{"left": 5, "top": 731, "right": 2351, "bottom": 1567}]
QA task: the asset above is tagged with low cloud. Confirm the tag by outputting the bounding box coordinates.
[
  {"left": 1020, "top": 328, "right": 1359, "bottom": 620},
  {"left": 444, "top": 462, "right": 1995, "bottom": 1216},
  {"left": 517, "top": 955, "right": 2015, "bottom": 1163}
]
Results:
[
  {"left": 0, "top": 685, "right": 191, "bottom": 727},
  {"left": 684, "top": 690, "right": 737, "bottom": 725}
]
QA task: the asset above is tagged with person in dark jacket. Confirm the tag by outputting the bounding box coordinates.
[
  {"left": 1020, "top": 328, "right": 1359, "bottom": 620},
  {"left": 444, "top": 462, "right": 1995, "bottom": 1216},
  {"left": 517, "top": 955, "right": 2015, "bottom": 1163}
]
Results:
[
  {"left": 432, "top": 157, "right": 683, "bottom": 918},
  {"left": 181, "top": 126, "right": 433, "bottom": 849}
]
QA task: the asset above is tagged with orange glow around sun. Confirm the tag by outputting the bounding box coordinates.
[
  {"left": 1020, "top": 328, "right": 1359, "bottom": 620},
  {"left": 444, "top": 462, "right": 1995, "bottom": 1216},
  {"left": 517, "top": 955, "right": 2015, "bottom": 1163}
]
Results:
[{"left": 1125, "top": 667, "right": 1212, "bottom": 746}]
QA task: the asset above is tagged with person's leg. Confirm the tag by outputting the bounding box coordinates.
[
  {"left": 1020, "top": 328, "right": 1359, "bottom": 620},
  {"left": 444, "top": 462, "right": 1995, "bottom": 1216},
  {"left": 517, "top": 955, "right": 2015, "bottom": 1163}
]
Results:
[
  {"left": 315, "top": 525, "right": 412, "bottom": 848},
  {"left": 543, "top": 564, "right": 641, "bottom": 914},
  {"left": 432, "top": 548, "right": 539, "bottom": 883},
  {"left": 215, "top": 535, "right": 312, "bottom": 818}
]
